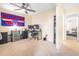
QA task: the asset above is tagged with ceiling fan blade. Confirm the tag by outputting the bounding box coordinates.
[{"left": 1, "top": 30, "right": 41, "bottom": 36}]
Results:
[
  {"left": 25, "top": 9, "right": 36, "bottom": 12},
  {"left": 26, "top": 3, "right": 30, "bottom": 8},
  {"left": 22, "top": 3, "right": 25, "bottom": 6},
  {"left": 22, "top": 3, "right": 29, "bottom": 8},
  {"left": 14, "top": 9, "right": 22, "bottom": 10},
  {"left": 10, "top": 3, "right": 22, "bottom": 8},
  {"left": 22, "top": 3, "right": 25, "bottom": 7}
]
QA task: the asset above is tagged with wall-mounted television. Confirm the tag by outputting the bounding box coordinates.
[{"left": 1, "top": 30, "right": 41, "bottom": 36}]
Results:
[{"left": 1, "top": 12, "right": 25, "bottom": 26}]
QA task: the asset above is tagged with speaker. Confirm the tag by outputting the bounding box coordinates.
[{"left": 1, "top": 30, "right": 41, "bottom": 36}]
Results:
[{"left": 0, "top": 32, "right": 8, "bottom": 44}]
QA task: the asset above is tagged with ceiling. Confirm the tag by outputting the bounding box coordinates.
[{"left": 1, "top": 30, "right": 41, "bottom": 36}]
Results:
[
  {"left": 64, "top": 3, "right": 79, "bottom": 10},
  {"left": 0, "top": 3, "right": 56, "bottom": 15}
]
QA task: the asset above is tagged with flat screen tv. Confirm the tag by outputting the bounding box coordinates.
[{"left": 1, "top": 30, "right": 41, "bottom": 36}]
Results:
[{"left": 1, "top": 12, "right": 25, "bottom": 26}]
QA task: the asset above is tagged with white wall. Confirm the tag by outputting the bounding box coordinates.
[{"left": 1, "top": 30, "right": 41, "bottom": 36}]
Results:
[
  {"left": 0, "top": 7, "right": 29, "bottom": 32},
  {"left": 0, "top": 6, "right": 56, "bottom": 43},
  {"left": 31, "top": 10, "right": 55, "bottom": 42},
  {"left": 56, "top": 4, "right": 65, "bottom": 49}
]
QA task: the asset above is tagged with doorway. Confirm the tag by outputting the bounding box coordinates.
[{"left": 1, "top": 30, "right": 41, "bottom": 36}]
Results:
[{"left": 66, "top": 15, "right": 77, "bottom": 40}]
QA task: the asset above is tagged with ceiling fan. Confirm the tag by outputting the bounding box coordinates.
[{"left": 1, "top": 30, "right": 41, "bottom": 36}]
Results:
[{"left": 10, "top": 3, "right": 36, "bottom": 14}]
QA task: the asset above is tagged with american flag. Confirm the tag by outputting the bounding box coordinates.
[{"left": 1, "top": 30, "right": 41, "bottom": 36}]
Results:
[{"left": 2, "top": 18, "right": 24, "bottom": 26}]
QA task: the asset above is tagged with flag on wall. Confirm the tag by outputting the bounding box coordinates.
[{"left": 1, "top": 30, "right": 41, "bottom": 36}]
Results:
[{"left": 1, "top": 12, "right": 25, "bottom": 26}]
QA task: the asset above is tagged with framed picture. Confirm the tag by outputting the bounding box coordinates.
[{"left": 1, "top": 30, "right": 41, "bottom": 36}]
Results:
[{"left": 1, "top": 12, "right": 25, "bottom": 26}]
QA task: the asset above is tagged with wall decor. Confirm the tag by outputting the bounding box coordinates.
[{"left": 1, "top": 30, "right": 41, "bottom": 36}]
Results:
[{"left": 1, "top": 12, "right": 25, "bottom": 26}]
